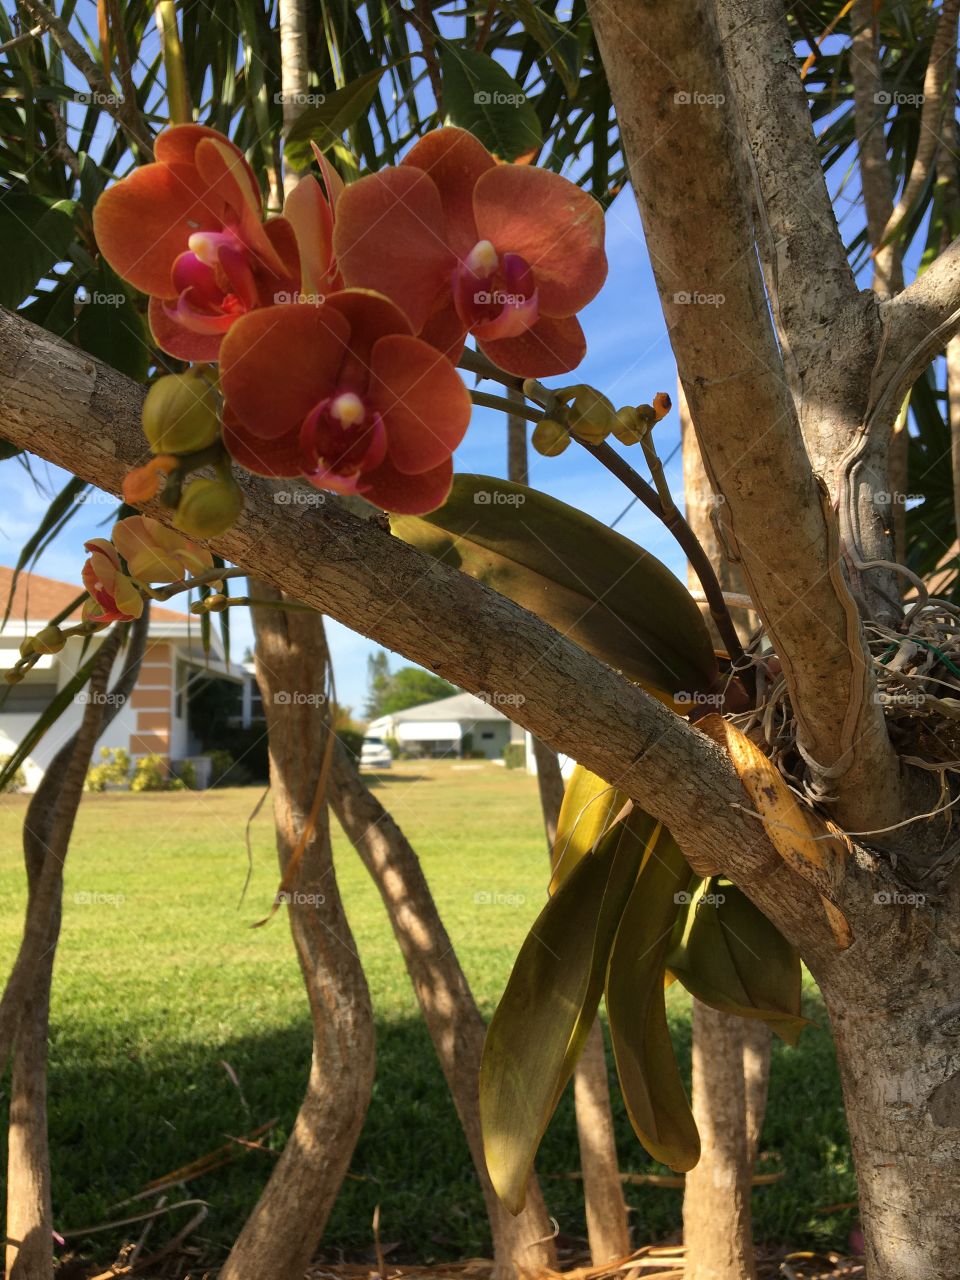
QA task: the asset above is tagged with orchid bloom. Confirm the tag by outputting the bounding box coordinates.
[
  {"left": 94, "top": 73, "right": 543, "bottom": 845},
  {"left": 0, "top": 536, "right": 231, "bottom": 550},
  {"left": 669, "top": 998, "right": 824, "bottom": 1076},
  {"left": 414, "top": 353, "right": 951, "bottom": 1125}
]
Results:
[
  {"left": 219, "top": 289, "right": 471, "bottom": 514},
  {"left": 331, "top": 128, "right": 607, "bottom": 376},
  {"left": 93, "top": 125, "right": 300, "bottom": 361},
  {"left": 111, "top": 515, "right": 214, "bottom": 582},
  {"left": 81, "top": 540, "right": 144, "bottom": 624}
]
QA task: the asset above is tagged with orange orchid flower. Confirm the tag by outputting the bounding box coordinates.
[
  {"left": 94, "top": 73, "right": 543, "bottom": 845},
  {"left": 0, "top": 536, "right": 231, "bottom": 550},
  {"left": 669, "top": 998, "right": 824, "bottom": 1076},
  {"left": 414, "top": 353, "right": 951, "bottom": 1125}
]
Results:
[
  {"left": 93, "top": 125, "right": 300, "bottom": 361},
  {"left": 111, "top": 515, "right": 214, "bottom": 582},
  {"left": 331, "top": 127, "right": 607, "bottom": 377},
  {"left": 219, "top": 289, "right": 471, "bottom": 514},
  {"left": 81, "top": 539, "right": 144, "bottom": 624}
]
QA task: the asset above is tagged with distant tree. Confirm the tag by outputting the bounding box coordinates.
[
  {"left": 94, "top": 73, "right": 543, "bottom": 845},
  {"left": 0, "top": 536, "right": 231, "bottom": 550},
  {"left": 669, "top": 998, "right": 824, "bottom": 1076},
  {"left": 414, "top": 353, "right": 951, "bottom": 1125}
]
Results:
[
  {"left": 364, "top": 649, "right": 392, "bottom": 718},
  {"left": 368, "top": 664, "right": 458, "bottom": 718}
]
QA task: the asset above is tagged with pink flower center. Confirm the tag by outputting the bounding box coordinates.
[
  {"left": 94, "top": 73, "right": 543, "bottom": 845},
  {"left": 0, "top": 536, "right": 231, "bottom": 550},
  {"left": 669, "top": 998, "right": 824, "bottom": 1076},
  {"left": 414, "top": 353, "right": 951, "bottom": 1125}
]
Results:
[
  {"left": 300, "top": 390, "right": 387, "bottom": 490},
  {"left": 167, "top": 229, "right": 261, "bottom": 336},
  {"left": 452, "top": 240, "right": 539, "bottom": 341}
]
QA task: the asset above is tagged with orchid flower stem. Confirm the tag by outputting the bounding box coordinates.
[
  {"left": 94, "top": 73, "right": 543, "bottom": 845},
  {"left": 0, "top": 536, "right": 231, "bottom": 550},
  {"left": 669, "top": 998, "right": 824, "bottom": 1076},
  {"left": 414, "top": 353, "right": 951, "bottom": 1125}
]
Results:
[
  {"left": 470, "top": 389, "right": 544, "bottom": 422},
  {"left": 459, "top": 347, "right": 525, "bottom": 391},
  {"left": 145, "top": 567, "right": 246, "bottom": 601},
  {"left": 640, "top": 432, "right": 678, "bottom": 520},
  {"left": 209, "top": 596, "right": 319, "bottom": 613},
  {"left": 579, "top": 439, "right": 747, "bottom": 671}
]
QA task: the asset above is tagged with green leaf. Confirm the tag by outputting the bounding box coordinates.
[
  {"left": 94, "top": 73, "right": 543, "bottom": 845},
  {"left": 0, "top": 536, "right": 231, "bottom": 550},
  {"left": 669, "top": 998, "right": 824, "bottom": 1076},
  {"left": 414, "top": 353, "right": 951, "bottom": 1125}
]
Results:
[
  {"left": 0, "top": 194, "right": 77, "bottom": 309},
  {"left": 480, "top": 806, "right": 659, "bottom": 1212},
  {"left": 439, "top": 44, "right": 543, "bottom": 160},
  {"left": 283, "top": 70, "right": 387, "bottom": 170},
  {"left": 2, "top": 475, "right": 89, "bottom": 628},
  {"left": 667, "top": 878, "right": 808, "bottom": 1045},
  {"left": 392, "top": 475, "right": 717, "bottom": 701},
  {"left": 511, "top": 0, "right": 582, "bottom": 98},
  {"left": 76, "top": 261, "right": 149, "bottom": 382},
  {"left": 606, "top": 829, "right": 700, "bottom": 1172}
]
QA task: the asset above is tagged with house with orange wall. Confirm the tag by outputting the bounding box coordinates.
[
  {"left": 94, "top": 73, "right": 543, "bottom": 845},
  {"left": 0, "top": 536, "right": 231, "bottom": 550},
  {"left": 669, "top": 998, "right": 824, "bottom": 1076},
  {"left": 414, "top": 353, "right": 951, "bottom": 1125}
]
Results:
[{"left": 0, "top": 565, "right": 241, "bottom": 789}]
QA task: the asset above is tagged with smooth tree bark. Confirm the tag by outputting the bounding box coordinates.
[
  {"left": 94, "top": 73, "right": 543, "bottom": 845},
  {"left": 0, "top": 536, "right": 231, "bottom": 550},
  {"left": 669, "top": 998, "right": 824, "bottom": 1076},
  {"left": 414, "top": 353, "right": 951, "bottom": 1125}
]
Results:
[
  {"left": 680, "top": 387, "right": 768, "bottom": 1279},
  {"left": 509, "top": 395, "right": 630, "bottom": 1266},
  {"left": 682, "top": 1003, "right": 756, "bottom": 1280},
  {"left": 219, "top": 592, "right": 375, "bottom": 1280},
  {"left": 328, "top": 741, "right": 557, "bottom": 1278},
  {"left": 5, "top": 612, "right": 148, "bottom": 1280}
]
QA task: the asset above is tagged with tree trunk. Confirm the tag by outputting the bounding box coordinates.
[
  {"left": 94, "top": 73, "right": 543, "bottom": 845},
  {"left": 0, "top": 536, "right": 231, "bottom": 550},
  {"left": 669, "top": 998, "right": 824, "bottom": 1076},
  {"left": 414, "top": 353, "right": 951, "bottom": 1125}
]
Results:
[
  {"left": 682, "top": 1003, "right": 756, "bottom": 1280},
  {"left": 220, "top": 592, "right": 375, "bottom": 1280},
  {"left": 509, "top": 397, "right": 629, "bottom": 1266},
  {"left": 5, "top": 616, "right": 147, "bottom": 1280},
  {"left": 328, "top": 740, "right": 557, "bottom": 1278},
  {"left": 680, "top": 384, "right": 767, "bottom": 1280}
]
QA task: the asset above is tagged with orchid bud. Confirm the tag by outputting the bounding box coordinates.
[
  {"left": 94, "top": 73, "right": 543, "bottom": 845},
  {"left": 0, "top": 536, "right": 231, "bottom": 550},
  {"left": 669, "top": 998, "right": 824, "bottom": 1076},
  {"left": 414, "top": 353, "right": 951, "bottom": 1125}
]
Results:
[
  {"left": 612, "top": 407, "right": 644, "bottom": 446},
  {"left": 142, "top": 372, "right": 221, "bottom": 456},
  {"left": 174, "top": 475, "right": 243, "bottom": 538},
  {"left": 532, "top": 418, "right": 571, "bottom": 457},
  {"left": 33, "top": 625, "right": 66, "bottom": 655},
  {"left": 565, "top": 386, "right": 617, "bottom": 445},
  {"left": 19, "top": 637, "right": 35, "bottom": 658},
  {"left": 4, "top": 667, "right": 24, "bottom": 684}
]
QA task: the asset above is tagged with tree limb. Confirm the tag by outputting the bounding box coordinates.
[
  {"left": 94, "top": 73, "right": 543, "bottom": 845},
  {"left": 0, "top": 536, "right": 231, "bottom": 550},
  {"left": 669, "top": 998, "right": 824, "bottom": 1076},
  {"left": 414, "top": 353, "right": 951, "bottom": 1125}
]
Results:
[
  {"left": 0, "top": 305, "right": 840, "bottom": 960},
  {"left": 583, "top": 0, "right": 901, "bottom": 831},
  {"left": 849, "top": 0, "right": 904, "bottom": 297}
]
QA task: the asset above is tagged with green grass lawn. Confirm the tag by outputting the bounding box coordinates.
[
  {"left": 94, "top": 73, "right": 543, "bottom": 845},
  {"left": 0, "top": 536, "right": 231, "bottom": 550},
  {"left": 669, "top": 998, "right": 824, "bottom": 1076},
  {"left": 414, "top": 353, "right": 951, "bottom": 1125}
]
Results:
[{"left": 0, "top": 761, "right": 857, "bottom": 1267}]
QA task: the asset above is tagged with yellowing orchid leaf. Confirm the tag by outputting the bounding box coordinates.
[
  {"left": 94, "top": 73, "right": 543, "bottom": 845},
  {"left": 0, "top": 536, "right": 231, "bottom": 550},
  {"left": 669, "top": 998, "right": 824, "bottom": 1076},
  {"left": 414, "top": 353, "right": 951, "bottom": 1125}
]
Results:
[
  {"left": 667, "top": 878, "right": 809, "bottom": 1045},
  {"left": 480, "top": 805, "right": 660, "bottom": 1213},
  {"left": 550, "top": 763, "right": 630, "bottom": 893},
  {"left": 606, "top": 828, "right": 700, "bottom": 1172},
  {"left": 698, "top": 714, "right": 852, "bottom": 949}
]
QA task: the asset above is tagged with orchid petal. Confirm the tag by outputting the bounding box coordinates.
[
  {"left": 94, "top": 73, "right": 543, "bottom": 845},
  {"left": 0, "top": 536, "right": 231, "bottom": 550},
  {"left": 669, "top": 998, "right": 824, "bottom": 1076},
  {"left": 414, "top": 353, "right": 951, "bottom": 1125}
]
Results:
[
  {"left": 473, "top": 165, "right": 607, "bottom": 317},
  {"left": 148, "top": 297, "right": 223, "bottom": 362},
  {"left": 284, "top": 175, "right": 336, "bottom": 299},
  {"left": 402, "top": 127, "right": 495, "bottom": 260},
  {"left": 479, "top": 312, "right": 586, "bottom": 377},
  {"left": 359, "top": 454, "right": 454, "bottom": 514},
  {"left": 219, "top": 303, "right": 351, "bottom": 439},
  {"left": 333, "top": 167, "right": 455, "bottom": 333},
  {"left": 369, "top": 334, "right": 471, "bottom": 474},
  {"left": 222, "top": 407, "right": 307, "bottom": 477}
]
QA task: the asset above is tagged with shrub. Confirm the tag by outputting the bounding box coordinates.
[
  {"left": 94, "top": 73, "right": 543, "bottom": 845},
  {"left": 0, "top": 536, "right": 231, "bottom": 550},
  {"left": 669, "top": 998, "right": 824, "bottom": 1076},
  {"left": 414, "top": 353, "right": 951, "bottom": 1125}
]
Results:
[
  {"left": 385, "top": 735, "right": 401, "bottom": 759},
  {"left": 85, "top": 747, "right": 131, "bottom": 792},
  {"left": 0, "top": 755, "right": 27, "bottom": 793},
  {"left": 338, "top": 728, "right": 364, "bottom": 759},
  {"left": 207, "top": 748, "right": 234, "bottom": 785},
  {"left": 130, "top": 754, "right": 185, "bottom": 792},
  {"left": 502, "top": 742, "right": 526, "bottom": 770}
]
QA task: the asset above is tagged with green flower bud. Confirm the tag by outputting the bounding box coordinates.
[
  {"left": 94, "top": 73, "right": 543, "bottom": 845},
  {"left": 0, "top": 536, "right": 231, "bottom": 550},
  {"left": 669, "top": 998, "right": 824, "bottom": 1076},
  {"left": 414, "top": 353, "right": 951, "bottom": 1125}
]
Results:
[
  {"left": 4, "top": 667, "right": 24, "bottom": 684},
  {"left": 189, "top": 600, "right": 206, "bottom": 616},
  {"left": 566, "top": 385, "right": 617, "bottom": 445},
  {"left": 611, "top": 407, "right": 644, "bottom": 446},
  {"left": 33, "top": 625, "right": 66, "bottom": 655},
  {"left": 142, "top": 373, "right": 221, "bottom": 456},
  {"left": 174, "top": 475, "right": 244, "bottom": 539},
  {"left": 206, "top": 594, "right": 229, "bottom": 612},
  {"left": 19, "top": 636, "right": 35, "bottom": 659},
  {"left": 532, "top": 418, "right": 571, "bottom": 457}
]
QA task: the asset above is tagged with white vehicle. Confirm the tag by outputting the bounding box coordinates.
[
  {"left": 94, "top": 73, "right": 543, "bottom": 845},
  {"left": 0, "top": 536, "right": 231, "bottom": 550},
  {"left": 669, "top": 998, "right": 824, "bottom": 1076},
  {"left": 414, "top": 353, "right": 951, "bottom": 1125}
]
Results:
[{"left": 360, "top": 736, "right": 393, "bottom": 769}]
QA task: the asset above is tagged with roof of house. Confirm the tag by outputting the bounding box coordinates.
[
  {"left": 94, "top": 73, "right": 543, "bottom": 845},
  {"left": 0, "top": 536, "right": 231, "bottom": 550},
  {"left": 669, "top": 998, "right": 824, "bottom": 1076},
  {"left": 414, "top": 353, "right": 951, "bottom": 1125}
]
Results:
[
  {"left": 0, "top": 565, "right": 190, "bottom": 627},
  {"left": 385, "top": 692, "right": 513, "bottom": 723}
]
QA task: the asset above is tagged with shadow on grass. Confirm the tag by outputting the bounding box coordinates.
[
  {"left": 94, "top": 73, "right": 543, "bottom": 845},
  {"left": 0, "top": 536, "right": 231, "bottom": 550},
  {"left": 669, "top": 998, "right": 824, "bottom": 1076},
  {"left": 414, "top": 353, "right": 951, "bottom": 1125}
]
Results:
[{"left": 2, "top": 995, "right": 856, "bottom": 1271}]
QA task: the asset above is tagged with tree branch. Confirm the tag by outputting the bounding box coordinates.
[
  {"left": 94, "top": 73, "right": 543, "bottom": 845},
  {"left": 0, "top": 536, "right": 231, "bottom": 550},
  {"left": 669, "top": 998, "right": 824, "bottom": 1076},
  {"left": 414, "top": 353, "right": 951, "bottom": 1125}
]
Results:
[
  {"left": 849, "top": 0, "right": 904, "bottom": 297},
  {"left": 583, "top": 0, "right": 902, "bottom": 831},
  {"left": 0, "top": 305, "right": 838, "bottom": 960},
  {"left": 881, "top": 0, "right": 960, "bottom": 252},
  {"left": 878, "top": 233, "right": 960, "bottom": 422}
]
